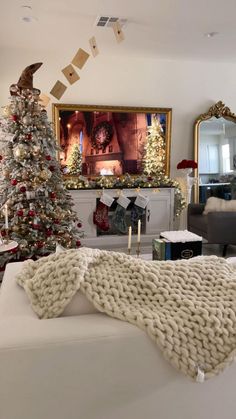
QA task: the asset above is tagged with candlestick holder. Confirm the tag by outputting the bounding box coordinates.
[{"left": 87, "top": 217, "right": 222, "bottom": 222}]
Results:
[
  {"left": 4, "top": 229, "right": 9, "bottom": 244},
  {"left": 136, "top": 241, "right": 141, "bottom": 258}
]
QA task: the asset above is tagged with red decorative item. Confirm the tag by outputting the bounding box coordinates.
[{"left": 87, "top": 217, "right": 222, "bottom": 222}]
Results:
[
  {"left": 1, "top": 230, "right": 6, "bottom": 237},
  {"left": 147, "top": 176, "right": 153, "bottom": 181},
  {"left": 76, "top": 240, "right": 81, "bottom": 247},
  {"left": 11, "top": 114, "right": 18, "bottom": 122},
  {"left": 77, "top": 222, "right": 82, "bottom": 228},
  {"left": 45, "top": 155, "right": 51, "bottom": 161},
  {"left": 93, "top": 201, "right": 110, "bottom": 231},
  {"left": 17, "top": 210, "right": 24, "bottom": 216},
  {"left": 10, "top": 247, "right": 18, "bottom": 254},
  {"left": 50, "top": 192, "right": 56, "bottom": 199},
  {"left": 49, "top": 165, "right": 55, "bottom": 172},
  {"left": 11, "top": 179, "right": 18, "bottom": 186},
  {"left": 0, "top": 155, "right": 3, "bottom": 161},
  {"left": 54, "top": 219, "right": 60, "bottom": 224},
  {"left": 177, "top": 159, "right": 198, "bottom": 169},
  {"left": 46, "top": 229, "right": 52, "bottom": 237},
  {"left": 20, "top": 186, "right": 26, "bottom": 193},
  {"left": 28, "top": 210, "right": 35, "bottom": 217},
  {"left": 26, "top": 133, "right": 32, "bottom": 140}
]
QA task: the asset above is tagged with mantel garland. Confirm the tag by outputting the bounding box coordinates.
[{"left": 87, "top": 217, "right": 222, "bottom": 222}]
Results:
[{"left": 63, "top": 173, "right": 186, "bottom": 218}]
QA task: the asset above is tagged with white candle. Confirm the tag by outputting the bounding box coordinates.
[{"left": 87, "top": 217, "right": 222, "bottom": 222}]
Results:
[
  {"left": 137, "top": 220, "right": 141, "bottom": 243},
  {"left": 5, "top": 204, "right": 8, "bottom": 229},
  {"left": 128, "top": 226, "right": 132, "bottom": 250}
]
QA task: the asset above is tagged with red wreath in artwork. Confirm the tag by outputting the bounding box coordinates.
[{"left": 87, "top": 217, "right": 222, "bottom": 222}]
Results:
[{"left": 91, "top": 121, "right": 114, "bottom": 151}]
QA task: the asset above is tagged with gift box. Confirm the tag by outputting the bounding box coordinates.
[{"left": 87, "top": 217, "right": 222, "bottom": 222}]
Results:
[{"left": 153, "top": 230, "right": 202, "bottom": 261}]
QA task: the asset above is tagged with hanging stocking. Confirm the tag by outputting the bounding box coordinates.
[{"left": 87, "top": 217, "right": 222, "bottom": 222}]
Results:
[
  {"left": 131, "top": 194, "right": 149, "bottom": 230},
  {"left": 112, "top": 194, "right": 131, "bottom": 234},
  {"left": 131, "top": 204, "right": 145, "bottom": 229},
  {"left": 112, "top": 205, "right": 127, "bottom": 234},
  {"left": 93, "top": 201, "right": 110, "bottom": 231}
]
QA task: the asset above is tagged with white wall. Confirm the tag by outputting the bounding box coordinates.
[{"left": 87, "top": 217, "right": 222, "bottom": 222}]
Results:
[{"left": 1, "top": 47, "right": 236, "bottom": 177}]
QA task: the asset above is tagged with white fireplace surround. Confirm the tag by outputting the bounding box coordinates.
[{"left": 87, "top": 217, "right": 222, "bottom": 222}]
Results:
[{"left": 70, "top": 188, "right": 174, "bottom": 252}]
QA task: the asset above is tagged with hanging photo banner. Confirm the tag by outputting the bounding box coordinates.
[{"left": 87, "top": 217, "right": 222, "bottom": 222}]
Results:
[
  {"left": 134, "top": 194, "right": 149, "bottom": 209},
  {"left": 89, "top": 36, "right": 99, "bottom": 57},
  {"left": 72, "top": 48, "right": 90, "bottom": 70},
  {"left": 62, "top": 64, "right": 80, "bottom": 85},
  {"left": 112, "top": 21, "right": 125, "bottom": 43},
  {"left": 100, "top": 192, "right": 114, "bottom": 207},
  {"left": 50, "top": 81, "right": 67, "bottom": 100}
]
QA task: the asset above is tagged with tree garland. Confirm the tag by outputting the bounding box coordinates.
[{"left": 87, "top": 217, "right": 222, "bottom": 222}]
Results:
[{"left": 64, "top": 173, "right": 186, "bottom": 218}]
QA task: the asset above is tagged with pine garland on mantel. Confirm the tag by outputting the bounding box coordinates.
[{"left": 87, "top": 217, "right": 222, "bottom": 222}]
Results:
[{"left": 64, "top": 173, "right": 186, "bottom": 218}]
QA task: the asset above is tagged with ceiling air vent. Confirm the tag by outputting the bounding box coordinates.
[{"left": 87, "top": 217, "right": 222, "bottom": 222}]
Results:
[{"left": 95, "top": 16, "right": 127, "bottom": 28}]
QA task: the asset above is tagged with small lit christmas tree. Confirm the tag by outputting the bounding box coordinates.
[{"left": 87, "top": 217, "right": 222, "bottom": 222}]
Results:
[
  {"left": 0, "top": 63, "right": 82, "bottom": 262},
  {"left": 143, "top": 116, "right": 165, "bottom": 175},
  {"left": 67, "top": 144, "right": 82, "bottom": 175}
]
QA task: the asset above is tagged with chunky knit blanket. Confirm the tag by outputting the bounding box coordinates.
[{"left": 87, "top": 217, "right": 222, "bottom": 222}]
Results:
[{"left": 16, "top": 248, "right": 236, "bottom": 381}]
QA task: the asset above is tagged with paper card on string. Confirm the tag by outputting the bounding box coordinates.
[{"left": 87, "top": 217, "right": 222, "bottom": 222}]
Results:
[
  {"left": 39, "top": 93, "right": 50, "bottom": 108},
  {"left": 117, "top": 195, "right": 131, "bottom": 209},
  {"left": 112, "top": 21, "right": 125, "bottom": 43},
  {"left": 62, "top": 64, "right": 80, "bottom": 85},
  {"left": 50, "top": 81, "right": 67, "bottom": 100},
  {"left": 100, "top": 193, "right": 114, "bottom": 207},
  {"left": 72, "top": 48, "right": 90, "bottom": 69},
  {"left": 135, "top": 194, "right": 149, "bottom": 209},
  {"left": 89, "top": 36, "right": 99, "bottom": 57}
]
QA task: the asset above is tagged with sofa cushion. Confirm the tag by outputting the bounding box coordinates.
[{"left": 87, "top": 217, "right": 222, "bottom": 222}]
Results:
[
  {"left": 203, "top": 197, "right": 236, "bottom": 214},
  {"left": 188, "top": 213, "right": 207, "bottom": 234}
]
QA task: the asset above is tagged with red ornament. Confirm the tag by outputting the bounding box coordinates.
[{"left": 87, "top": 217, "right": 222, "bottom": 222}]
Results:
[
  {"left": 32, "top": 224, "right": 40, "bottom": 230},
  {"left": 28, "top": 210, "right": 35, "bottom": 217},
  {"left": 49, "top": 165, "right": 55, "bottom": 172},
  {"left": 11, "top": 179, "right": 18, "bottom": 186},
  {"left": 54, "top": 219, "right": 60, "bottom": 224},
  {"left": 11, "top": 114, "right": 18, "bottom": 122},
  {"left": 50, "top": 192, "right": 56, "bottom": 199},
  {"left": 0, "top": 155, "right": 2, "bottom": 161},
  {"left": 46, "top": 229, "right": 52, "bottom": 237},
  {"left": 20, "top": 186, "right": 26, "bottom": 193},
  {"left": 1, "top": 230, "right": 6, "bottom": 237},
  {"left": 17, "top": 210, "right": 24, "bottom": 217},
  {"left": 45, "top": 155, "right": 51, "bottom": 161},
  {"left": 77, "top": 222, "right": 82, "bottom": 228},
  {"left": 76, "top": 240, "right": 81, "bottom": 247},
  {"left": 147, "top": 176, "right": 153, "bottom": 181},
  {"left": 10, "top": 247, "right": 18, "bottom": 254}
]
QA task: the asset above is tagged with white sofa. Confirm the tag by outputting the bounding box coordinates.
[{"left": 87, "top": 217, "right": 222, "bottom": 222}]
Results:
[{"left": 0, "top": 261, "right": 236, "bottom": 419}]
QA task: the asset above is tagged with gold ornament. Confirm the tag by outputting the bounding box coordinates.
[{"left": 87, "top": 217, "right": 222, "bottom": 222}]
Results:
[
  {"left": 22, "top": 115, "right": 32, "bottom": 125},
  {"left": 2, "top": 105, "right": 12, "bottom": 118},
  {"left": 13, "top": 144, "right": 29, "bottom": 160},
  {"left": 32, "top": 145, "right": 41, "bottom": 155},
  {"left": 3, "top": 169, "right": 10, "bottom": 179},
  {"left": 39, "top": 169, "right": 52, "bottom": 181}
]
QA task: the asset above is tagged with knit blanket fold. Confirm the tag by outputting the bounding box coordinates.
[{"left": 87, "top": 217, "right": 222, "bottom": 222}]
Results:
[{"left": 16, "top": 248, "right": 236, "bottom": 381}]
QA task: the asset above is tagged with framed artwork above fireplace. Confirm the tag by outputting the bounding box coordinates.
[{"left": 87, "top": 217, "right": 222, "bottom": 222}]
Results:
[{"left": 52, "top": 104, "right": 172, "bottom": 178}]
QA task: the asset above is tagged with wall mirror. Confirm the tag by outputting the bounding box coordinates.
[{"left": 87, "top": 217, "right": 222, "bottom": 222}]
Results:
[
  {"left": 193, "top": 101, "right": 236, "bottom": 203},
  {"left": 52, "top": 104, "right": 172, "bottom": 180}
]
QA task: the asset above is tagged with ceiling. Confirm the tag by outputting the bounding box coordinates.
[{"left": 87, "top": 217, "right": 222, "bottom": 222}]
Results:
[{"left": 1, "top": 0, "right": 236, "bottom": 63}]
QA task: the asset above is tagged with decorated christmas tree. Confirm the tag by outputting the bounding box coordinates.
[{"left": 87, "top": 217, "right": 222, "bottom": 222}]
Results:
[
  {"left": 67, "top": 143, "right": 82, "bottom": 175},
  {"left": 0, "top": 63, "right": 82, "bottom": 262},
  {"left": 143, "top": 116, "right": 165, "bottom": 175}
]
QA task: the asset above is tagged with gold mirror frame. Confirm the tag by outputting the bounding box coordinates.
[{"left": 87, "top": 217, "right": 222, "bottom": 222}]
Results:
[
  {"left": 52, "top": 103, "right": 172, "bottom": 181},
  {"left": 193, "top": 101, "right": 236, "bottom": 202}
]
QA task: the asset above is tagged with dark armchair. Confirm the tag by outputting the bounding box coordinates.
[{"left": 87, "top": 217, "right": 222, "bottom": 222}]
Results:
[{"left": 187, "top": 203, "right": 236, "bottom": 256}]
